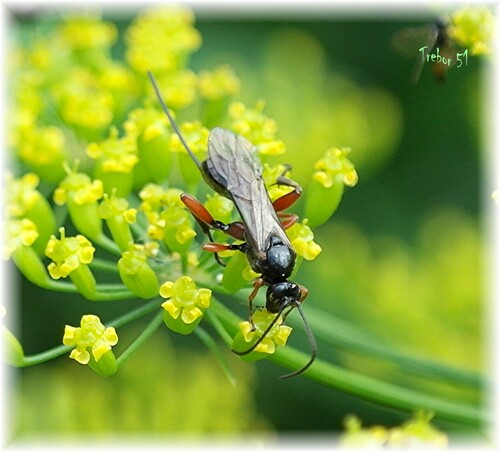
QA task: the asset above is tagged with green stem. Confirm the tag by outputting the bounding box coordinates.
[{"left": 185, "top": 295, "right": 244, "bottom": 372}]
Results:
[
  {"left": 295, "top": 305, "right": 484, "bottom": 389},
  {"left": 19, "top": 299, "right": 162, "bottom": 367},
  {"left": 270, "top": 346, "right": 486, "bottom": 428},
  {"left": 94, "top": 233, "right": 122, "bottom": 256},
  {"left": 211, "top": 298, "right": 486, "bottom": 427},
  {"left": 90, "top": 257, "right": 119, "bottom": 273},
  {"left": 21, "top": 345, "right": 71, "bottom": 367},
  {"left": 115, "top": 312, "right": 164, "bottom": 369},
  {"left": 42, "top": 279, "right": 137, "bottom": 301}
]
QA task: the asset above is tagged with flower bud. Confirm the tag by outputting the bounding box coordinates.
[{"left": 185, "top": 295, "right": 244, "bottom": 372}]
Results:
[{"left": 117, "top": 244, "right": 159, "bottom": 299}]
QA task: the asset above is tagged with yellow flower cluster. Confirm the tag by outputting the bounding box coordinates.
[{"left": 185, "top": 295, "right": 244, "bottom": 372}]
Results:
[
  {"left": 313, "top": 147, "right": 358, "bottom": 188},
  {"left": 229, "top": 101, "right": 286, "bottom": 156},
  {"left": 449, "top": 7, "right": 495, "bottom": 55}
]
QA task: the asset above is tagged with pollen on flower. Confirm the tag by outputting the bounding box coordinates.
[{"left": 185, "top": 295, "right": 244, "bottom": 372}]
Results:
[
  {"left": 86, "top": 127, "right": 138, "bottom": 174},
  {"left": 160, "top": 276, "right": 212, "bottom": 325},
  {"left": 98, "top": 191, "right": 137, "bottom": 223},
  {"left": 53, "top": 163, "right": 104, "bottom": 206},
  {"left": 63, "top": 314, "right": 118, "bottom": 365},
  {"left": 286, "top": 221, "right": 322, "bottom": 261},
  {"left": 228, "top": 101, "right": 286, "bottom": 156},
  {"left": 313, "top": 147, "right": 358, "bottom": 188},
  {"left": 238, "top": 309, "right": 292, "bottom": 354},
  {"left": 45, "top": 228, "right": 95, "bottom": 279}
]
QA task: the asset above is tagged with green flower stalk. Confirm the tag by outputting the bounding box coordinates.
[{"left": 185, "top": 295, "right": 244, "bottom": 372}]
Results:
[
  {"left": 5, "top": 172, "right": 56, "bottom": 255},
  {"left": 98, "top": 192, "right": 137, "bottom": 251},
  {"left": 232, "top": 309, "right": 292, "bottom": 361},
  {"left": 86, "top": 126, "right": 139, "bottom": 197},
  {"left": 304, "top": 147, "right": 358, "bottom": 228},
  {"left": 117, "top": 243, "right": 159, "bottom": 299},
  {"left": 63, "top": 314, "right": 118, "bottom": 376},
  {"left": 124, "top": 106, "right": 173, "bottom": 188},
  {"left": 45, "top": 227, "right": 97, "bottom": 299},
  {"left": 3, "top": 219, "right": 48, "bottom": 287},
  {"left": 160, "top": 276, "right": 211, "bottom": 335},
  {"left": 53, "top": 163, "right": 104, "bottom": 241}
]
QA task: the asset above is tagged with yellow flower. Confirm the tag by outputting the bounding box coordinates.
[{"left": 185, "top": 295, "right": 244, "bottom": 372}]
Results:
[
  {"left": 313, "top": 147, "right": 358, "bottom": 188},
  {"left": 2, "top": 219, "right": 39, "bottom": 260},
  {"left": 53, "top": 163, "right": 104, "bottom": 206},
  {"left": 449, "top": 7, "right": 494, "bottom": 55},
  {"left": 286, "top": 221, "right": 322, "bottom": 261},
  {"left": 63, "top": 314, "right": 118, "bottom": 365},
  {"left": 229, "top": 101, "right": 286, "bottom": 156},
  {"left": 59, "top": 13, "right": 117, "bottom": 50},
  {"left": 237, "top": 309, "right": 292, "bottom": 354},
  {"left": 125, "top": 6, "right": 202, "bottom": 74},
  {"left": 198, "top": 65, "right": 240, "bottom": 100},
  {"left": 86, "top": 127, "right": 138, "bottom": 174},
  {"left": 160, "top": 276, "right": 211, "bottom": 325},
  {"left": 45, "top": 228, "right": 95, "bottom": 279}
]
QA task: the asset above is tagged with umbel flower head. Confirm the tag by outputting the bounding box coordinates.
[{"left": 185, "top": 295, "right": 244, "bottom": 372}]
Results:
[
  {"left": 160, "top": 276, "right": 212, "bottom": 335},
  {"left": 63, "top": 314, "right": 118, "bottom": 376},
  {"left": 232, "top": 309, "right": 292, "bottom": 360}
]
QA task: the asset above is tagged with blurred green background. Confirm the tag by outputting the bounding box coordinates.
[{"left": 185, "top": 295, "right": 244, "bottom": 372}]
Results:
[{"left": 9, "top": 4, "right": 487, "bottom": 442}]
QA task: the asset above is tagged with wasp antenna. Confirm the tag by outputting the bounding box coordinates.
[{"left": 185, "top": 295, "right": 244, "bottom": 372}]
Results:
[
  {"left": 279, "top": 302, "right": 317, "bottom": 380},
  {"left": 147, "top": 70, "right": 202, "bottom": 169},
  {"left": 232, "top": 306, "right": 293, "bottom": 357}
]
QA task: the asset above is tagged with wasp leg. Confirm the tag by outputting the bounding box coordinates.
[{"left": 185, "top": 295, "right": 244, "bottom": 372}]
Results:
[
  {"left": 271, "top": 166, "right": 302, "bottom": 213},
  {"left": 247, "top": 278, "right": 265, "bottom": 331},
  {"left": 278, "top": 212, "right": 299, "bottom": 230},
  {"left": 181, "top": 193, "right": 246, "bottom": 240}
]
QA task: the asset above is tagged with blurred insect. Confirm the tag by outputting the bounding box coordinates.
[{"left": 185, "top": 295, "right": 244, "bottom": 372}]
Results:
[
  {"left": 148, "top": 71, "right": 317, "bottom": 379},
  {"left": 393, "top": 17, "right": 459, "bottom": 84}
]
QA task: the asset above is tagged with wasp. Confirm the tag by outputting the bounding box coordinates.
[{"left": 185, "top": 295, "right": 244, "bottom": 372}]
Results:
[{"left": 148, "top": 71, "right": 317, "bottom": 379}]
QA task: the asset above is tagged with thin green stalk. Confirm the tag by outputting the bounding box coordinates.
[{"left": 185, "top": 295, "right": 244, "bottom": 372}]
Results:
[
  {"left": 42, "top": 278, "right": 137, "bottom": 300},
  {"left": 115, "top": 312, "right": 164, "bottom": 369},
  {"left": 293, "top": 305, "right": 484, "bottom": 389},
  {"left": 94, "top": 233, "right": 122, "bottom": 256},
  {"left": 270, "top": 346, "right": 487, "bottom": 428},
  {"left": 211, "top": 297, "right": 486, "bottom": 428},
  {"left": 21, "top": 344, "right": 71, "bottom": 367},
  {"left": 90, "top": 257, "right": 119, "bottom": 273},
  {"left": 209, "top": 286, "right": 483, "bottom": 389},
  {"left": 19, "top": 299, "right": 161, "bottom": 367}
]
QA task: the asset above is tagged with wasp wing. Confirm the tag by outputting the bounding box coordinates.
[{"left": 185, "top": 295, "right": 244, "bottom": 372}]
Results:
[{"left": 205, "top": 127, "right": 291, "bottom": 253}]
